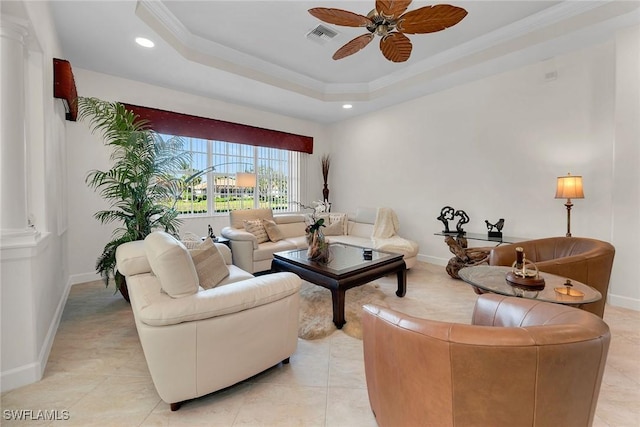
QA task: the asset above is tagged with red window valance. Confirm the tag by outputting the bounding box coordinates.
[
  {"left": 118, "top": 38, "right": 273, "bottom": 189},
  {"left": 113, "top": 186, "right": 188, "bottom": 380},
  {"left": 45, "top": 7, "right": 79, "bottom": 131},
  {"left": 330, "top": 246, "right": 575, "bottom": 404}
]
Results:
[
  {"left": 53, "top": 58, "right": 78, "bottom": 121},
  {"left": 122, "top": 103, "right": 313, "bottom": 154}
]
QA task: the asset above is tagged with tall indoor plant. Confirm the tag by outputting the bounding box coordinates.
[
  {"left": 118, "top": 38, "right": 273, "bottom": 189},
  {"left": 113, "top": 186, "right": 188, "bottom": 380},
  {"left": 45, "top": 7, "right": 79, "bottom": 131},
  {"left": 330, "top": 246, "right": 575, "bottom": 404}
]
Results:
[{"left": 78, "top": 97, "right": 190, "bottom": 301}]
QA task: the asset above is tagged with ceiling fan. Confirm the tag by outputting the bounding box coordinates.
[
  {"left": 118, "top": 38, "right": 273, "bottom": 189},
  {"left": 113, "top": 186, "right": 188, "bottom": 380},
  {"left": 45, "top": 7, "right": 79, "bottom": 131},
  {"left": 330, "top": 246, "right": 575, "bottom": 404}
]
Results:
[{"left": 308, "top": 1, "right": 468, "bottom": 63}]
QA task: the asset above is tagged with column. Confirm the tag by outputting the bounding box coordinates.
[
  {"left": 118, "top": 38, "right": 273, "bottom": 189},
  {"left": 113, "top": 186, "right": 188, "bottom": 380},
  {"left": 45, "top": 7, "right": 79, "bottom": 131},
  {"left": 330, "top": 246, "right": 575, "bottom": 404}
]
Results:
[{"left": 1, "top": 16, "right": 36, "bottom": 243}]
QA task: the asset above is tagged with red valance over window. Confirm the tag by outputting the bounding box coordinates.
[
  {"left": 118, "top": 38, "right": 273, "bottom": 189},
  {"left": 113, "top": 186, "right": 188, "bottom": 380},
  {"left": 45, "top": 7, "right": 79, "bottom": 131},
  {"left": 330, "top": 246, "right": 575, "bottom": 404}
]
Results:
[{"left": 122, "top": 103, "right": 313, "bottom": 154}]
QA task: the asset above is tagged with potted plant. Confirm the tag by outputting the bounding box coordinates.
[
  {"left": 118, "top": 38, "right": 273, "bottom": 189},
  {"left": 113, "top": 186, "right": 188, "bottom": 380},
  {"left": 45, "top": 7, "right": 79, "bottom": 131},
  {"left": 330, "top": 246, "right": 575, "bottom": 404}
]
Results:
[{"left": 78, "top": 97, "right": 190, "bottom": 301}]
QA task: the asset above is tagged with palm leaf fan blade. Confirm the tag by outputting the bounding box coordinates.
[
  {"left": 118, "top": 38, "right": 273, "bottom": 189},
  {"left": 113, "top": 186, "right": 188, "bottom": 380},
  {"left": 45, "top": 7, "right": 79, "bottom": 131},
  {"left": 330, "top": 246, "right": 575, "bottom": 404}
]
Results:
[
  {"left": 380, "top": 32, "right": 412, "bottom": 62},
  {"left": 308, "top": 8, "right": 372, "bottom": 27},
  {"left": 376, "top": 0, "right": 412, "bottom": 19},
  {"left": 333, "top": 34, "right": 375, "bottom": 60},
  {"left": 397, "top": 4, "right": 467, "bottom": 34}
]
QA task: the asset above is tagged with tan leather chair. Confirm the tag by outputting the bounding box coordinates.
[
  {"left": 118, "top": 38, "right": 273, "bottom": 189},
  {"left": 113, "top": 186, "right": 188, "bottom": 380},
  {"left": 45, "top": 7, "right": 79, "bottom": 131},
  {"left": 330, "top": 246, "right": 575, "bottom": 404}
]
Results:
[
  {"left": 489, "top": 237, "right": 615, "bottom": 317},
  {"left": 363, "top": 295, "right": 610, "bottom": 427}
]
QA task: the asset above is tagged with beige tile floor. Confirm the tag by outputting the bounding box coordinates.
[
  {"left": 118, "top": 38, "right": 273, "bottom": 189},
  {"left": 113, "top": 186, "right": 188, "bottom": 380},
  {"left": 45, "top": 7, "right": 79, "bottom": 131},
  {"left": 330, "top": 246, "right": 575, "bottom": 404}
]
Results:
[{"left": 2, "top": 262, "right": 639, "bottom": 426}]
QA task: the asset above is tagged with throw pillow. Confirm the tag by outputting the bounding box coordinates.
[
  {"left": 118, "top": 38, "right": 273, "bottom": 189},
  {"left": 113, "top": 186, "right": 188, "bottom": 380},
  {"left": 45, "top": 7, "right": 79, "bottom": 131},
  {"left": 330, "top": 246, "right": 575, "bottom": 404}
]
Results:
[
  {"left": 262, "top": 219, "right": 284, "bottom": 242},
  {"left": 144, "top": 231, "right": 199, "bottom": 298},
  {"left": 190, "top": 238, "right": 229, "bottom": 289},
  {"left": 323, "top": 220, "right": 344, "bottom": 236},
  {"left": 243, "top": 219, "right": 269, "bottom": 243},
  {"left": 329, "top": 213, "right": 348, "bottom": 235}
]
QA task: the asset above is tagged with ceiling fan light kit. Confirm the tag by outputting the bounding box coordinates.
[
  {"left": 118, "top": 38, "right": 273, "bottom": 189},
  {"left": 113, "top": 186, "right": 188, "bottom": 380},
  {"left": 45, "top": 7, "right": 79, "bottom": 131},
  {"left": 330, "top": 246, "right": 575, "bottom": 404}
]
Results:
[{"left": 309, "top": 0, "right": 467, "bottom": 63}]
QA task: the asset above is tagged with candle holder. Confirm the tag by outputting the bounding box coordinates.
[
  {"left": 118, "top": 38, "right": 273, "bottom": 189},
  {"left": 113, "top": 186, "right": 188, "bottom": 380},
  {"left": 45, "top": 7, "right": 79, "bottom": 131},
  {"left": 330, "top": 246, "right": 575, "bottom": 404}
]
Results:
[
  {"left": 505, "top": 247, "right": 546, "bottom": 293},
  {"left": 554, "top": 279, "right": 585, "bottom": 301}
]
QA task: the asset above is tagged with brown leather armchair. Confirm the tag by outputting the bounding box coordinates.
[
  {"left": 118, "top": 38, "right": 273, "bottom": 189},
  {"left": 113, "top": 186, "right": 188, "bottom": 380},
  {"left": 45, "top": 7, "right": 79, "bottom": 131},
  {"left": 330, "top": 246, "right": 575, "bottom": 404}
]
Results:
[
  {"left": 489, "top": 237, "right": 615, "bottom": 317},
  {"left": 362, "top": 295, "right": 610, "bottom": 427}
]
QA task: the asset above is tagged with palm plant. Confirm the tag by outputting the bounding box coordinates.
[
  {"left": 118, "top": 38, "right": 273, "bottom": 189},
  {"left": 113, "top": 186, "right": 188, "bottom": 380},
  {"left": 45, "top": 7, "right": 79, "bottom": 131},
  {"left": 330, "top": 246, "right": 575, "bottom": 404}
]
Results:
[{"left": 78, "top": 97, "right": 190, "bottom": 299}]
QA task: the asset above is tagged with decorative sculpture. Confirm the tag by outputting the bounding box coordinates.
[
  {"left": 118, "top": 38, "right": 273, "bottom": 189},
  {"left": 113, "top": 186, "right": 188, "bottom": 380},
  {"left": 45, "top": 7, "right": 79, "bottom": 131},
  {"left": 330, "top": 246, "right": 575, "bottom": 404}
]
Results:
[
  {"left": 208, "top": 224, "right": 216, "bottom": 239},
  {"left": 454, "top": 210, "right": 469, "bottom": 234},
  {"left": 437, "top": 206, "right": 455, "bottom": 233},
  {"left": 437, "top": 206, "right": 470, "bottom": 235},
  {"left": 484, "top": 218, "right": 504, "bottom": 238}
]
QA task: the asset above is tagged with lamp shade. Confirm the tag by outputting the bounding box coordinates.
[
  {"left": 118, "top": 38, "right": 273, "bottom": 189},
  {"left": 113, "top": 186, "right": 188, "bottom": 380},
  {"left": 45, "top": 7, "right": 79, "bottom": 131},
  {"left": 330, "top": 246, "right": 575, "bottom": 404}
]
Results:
[
  {"left": 555, "top": 174, "right": 584, "bottom": 199},
  {"left": 236, "top": 172, "right": 256, "bottom": 188}
]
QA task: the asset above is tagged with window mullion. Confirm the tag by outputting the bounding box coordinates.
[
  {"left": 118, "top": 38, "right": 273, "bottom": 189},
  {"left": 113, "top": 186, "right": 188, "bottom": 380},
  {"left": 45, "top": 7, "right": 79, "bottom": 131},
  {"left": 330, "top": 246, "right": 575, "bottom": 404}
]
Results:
[{"left": 253, "top": 147, "right": 259, "bottom": 209}]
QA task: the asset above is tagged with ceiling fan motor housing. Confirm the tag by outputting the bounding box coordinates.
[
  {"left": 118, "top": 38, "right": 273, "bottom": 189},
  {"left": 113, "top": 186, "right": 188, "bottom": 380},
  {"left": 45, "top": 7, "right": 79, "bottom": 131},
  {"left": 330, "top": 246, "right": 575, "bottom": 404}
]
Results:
[{"left": 366, "top": 10, "right": 398, "bottom": 37}]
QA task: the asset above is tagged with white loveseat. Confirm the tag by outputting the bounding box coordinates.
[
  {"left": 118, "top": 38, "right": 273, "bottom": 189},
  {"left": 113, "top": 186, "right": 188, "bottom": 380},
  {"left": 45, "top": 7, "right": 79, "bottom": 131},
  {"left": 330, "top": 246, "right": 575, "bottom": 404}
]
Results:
[
  {"left": 115, "top": 231, "right": 301, "bottom": 411},
  {"left": 221, "top": 207, "right": 419, "bottom": 273}
]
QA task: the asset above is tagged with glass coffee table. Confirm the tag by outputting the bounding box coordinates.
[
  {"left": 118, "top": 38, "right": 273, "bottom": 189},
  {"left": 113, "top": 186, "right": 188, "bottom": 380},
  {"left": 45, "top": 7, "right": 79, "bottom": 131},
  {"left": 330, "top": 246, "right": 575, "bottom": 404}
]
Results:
[
  {"left": 458, "top": 265, "right": 601, "bottom": 307},
  {"left": 271, "top": 243, "right": 406, "bottom": 329}
]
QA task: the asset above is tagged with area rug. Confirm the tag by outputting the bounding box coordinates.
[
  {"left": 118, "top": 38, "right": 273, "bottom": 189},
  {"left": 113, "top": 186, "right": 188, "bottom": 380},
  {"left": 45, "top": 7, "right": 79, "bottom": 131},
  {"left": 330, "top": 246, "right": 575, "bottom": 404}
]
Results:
[{"left": 298, "top": 281, "right": 389, "bottom": 340}]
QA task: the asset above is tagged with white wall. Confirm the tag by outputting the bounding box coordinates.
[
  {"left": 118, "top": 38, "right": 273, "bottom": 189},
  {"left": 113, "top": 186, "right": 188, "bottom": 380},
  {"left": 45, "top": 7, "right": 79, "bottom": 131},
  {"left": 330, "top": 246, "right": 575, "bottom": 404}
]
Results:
[
  {"left": 66, "top": 69, "right": 329, "bottom": 284},
  {"left": 328, "top": 36, "right": 638, "bottom": 309},
  {"left": 1, "top": 1, "right": 69, "bottom": 391},
  {"left": 610, "top": 25, "right": 640, "bottom": 309}
]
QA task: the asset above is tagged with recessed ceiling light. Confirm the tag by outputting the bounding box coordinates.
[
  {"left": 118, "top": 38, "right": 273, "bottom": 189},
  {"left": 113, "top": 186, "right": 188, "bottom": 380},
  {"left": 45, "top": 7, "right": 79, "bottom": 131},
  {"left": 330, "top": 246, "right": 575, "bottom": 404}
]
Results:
[
  {"left": 135, "top": 37, "right": 155, "bottom": 48},
  {"left": 342, "top": 104, "right": 353, "bottom": 109}
]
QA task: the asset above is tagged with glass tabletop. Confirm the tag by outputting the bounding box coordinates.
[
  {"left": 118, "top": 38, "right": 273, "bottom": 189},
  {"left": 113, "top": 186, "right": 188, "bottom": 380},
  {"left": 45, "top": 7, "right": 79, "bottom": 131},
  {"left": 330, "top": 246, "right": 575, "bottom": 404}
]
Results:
[
  {"left": 458, "top": 265, "right": 602, "bottom": 305},
  {"left": 273, "top": 243, "right": 403, "bottom": 276},
  {"left": 433, "top": 232, "right": 524, "bottom": 244}
]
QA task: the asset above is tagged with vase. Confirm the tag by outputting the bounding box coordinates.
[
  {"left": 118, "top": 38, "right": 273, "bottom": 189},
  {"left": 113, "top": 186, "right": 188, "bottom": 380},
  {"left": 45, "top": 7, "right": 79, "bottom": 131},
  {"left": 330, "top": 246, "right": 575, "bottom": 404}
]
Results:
[
  {"left": 115, "top": 272, "right": 131, "bottom": 303},
  {"left": 307, "top": 229, "right": 330, "bottom": 263},
  {"left": 322, "top": 184, "right": 329, "bottom": 203}
]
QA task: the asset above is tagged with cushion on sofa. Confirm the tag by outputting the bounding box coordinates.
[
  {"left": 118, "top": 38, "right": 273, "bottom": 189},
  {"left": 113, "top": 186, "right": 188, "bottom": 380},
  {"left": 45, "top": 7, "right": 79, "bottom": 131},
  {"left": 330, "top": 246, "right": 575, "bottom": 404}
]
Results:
[
  {"left": 354, "top": 207, "right": 377, "bottom": 225},
  {"left": 329, "top": 213, "right": 348, "bottom": 235},
  {"left": 190, "top": 238, "right": 229, "bottom": 289},
  {"left": 116, "top": 240, "right": 151, "bottom": 276},
  {"left": 230, "top": 208, "right": 273, "bottom": 229},
  {"left": 253, "top": 240, "right": 298, "bottom": 261},
  {"left": 133, "top": 272, "right": 302, "bottom": 327},
  {"left": 286, "top": 235, "right": 309, "bottom": 249},
  {"left": 274, "top": 214, "right": 308, "bottom": 238},
  {"left": 262, "top": 219, "right": 284, "bottom": 242},
  {"left": 323, "top": 219, "right": 343, "bottom": 236},
  {"left": 244, "top": 219, "right": 269, "bottom": 243},
  {"left": 349, "top": 221, "right": 375, "bottom": 239},
  {"left": 144, "top": 231, "right": 199, "bottom": 298}
]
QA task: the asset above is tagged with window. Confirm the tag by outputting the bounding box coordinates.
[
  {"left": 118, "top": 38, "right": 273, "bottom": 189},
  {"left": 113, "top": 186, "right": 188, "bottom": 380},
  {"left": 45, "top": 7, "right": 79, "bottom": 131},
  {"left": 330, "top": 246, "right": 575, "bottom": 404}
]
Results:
[{"left": 168, "top": 135, "right": 306, "bottom": 216}]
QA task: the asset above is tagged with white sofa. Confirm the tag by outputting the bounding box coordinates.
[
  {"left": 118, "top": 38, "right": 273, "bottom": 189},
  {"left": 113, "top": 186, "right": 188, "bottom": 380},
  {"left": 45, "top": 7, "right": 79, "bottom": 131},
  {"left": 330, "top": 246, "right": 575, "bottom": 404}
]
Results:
[
  {"left": 221, "top": 207, "right": 419, "bottom": 273},
  {"left": 115, "top": 231, "right": 301, "bottom": 411}
]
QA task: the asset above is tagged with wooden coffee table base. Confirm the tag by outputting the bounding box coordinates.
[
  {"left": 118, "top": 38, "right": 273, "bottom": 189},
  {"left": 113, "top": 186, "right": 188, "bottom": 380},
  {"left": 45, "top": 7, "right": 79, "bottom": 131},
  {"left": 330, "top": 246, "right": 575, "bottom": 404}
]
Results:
[{"left": 272, "top": 257, "right": 406, "bottom": 329}]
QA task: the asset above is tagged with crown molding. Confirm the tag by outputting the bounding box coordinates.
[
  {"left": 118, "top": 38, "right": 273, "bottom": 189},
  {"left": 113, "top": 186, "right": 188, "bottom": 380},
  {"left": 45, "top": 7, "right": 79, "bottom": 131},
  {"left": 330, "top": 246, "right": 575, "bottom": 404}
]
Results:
[
  {"left": 135, "top": 0, "right": 636, "bottom": 103},
  {"left": 136, "top": 0, "right": 329, "bottom": 98}
]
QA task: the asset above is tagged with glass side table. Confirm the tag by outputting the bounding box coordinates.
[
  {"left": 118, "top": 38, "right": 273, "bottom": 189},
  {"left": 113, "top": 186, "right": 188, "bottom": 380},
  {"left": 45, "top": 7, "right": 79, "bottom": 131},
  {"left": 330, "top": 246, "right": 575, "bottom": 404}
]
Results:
[
  {"left": 458, "top": 265, "right": 602, "bottom": 307},
  {"left": 434, "top": 232, "right": 526, "bottom": 279}
]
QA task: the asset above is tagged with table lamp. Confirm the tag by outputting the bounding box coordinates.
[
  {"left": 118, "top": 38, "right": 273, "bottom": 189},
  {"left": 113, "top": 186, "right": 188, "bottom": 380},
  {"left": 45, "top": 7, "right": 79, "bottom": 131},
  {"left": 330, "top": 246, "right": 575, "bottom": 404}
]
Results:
[{"left": 555, "top": 173, "right": 584, "bottom": 237}]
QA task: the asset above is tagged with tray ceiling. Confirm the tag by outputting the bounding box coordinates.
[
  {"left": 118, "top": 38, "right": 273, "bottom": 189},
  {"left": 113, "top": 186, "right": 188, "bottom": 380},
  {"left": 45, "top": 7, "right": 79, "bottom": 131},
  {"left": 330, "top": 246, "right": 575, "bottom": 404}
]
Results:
[{"left": 49, "top": 1, "right": 640, "bottom": 123}]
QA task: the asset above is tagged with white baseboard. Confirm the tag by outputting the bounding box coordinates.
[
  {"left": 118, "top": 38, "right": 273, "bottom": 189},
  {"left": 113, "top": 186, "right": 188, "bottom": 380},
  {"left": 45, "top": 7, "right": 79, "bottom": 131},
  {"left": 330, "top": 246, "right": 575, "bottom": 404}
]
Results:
[
  {"left": 1, "top": 278, "right": 72, "bottom": 392},
  {"left": 607, "top": 293, "right": 640, "bottom": 311},
  {"left": 69, "top": 271, "right": 101, "bottom": 285},
  {"left": 418, "top": 254, "right": 448, "bottom": 266},
  {"left": 0, "top": 363, "right": 41, "bottom": 392}
]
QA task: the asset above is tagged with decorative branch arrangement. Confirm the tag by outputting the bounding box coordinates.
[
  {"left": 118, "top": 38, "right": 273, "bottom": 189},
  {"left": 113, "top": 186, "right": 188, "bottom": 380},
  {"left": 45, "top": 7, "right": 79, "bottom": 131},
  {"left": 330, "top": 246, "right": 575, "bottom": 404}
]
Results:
[{"left": 321, "top": 154, "right": 331, "bottom": 203}]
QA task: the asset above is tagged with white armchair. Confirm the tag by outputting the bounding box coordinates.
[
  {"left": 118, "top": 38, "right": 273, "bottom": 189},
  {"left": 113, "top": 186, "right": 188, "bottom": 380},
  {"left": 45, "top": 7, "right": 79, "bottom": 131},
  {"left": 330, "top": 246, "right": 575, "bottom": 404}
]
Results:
[{"left": 115, "top": 231, "right": 301, "bottom": 410}]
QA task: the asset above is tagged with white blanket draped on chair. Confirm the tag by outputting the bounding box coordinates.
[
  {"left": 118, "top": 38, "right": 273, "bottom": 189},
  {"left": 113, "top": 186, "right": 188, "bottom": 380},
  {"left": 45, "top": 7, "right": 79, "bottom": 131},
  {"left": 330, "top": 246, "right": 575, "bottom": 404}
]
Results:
[{"left": 371, "top": 208, "right": 419, "bottom": 256}]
